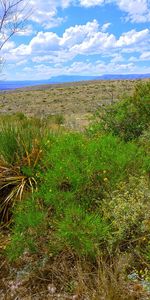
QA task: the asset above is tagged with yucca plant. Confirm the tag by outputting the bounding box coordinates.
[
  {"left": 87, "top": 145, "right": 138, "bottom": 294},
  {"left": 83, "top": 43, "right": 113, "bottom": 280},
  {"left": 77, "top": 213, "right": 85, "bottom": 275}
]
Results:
[{"left": 0, "top": 118, "right": 45, "bottom": 227}]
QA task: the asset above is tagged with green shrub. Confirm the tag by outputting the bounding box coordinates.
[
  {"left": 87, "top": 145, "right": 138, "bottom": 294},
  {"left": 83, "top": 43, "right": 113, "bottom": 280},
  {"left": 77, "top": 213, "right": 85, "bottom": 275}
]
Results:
[
  {"left": 49, "top": 204, "right": 110, "bottom": 257},
  {"left": 39, "top": 133, "right": 146, "bottom": 211},
  {"left": 92, "top": 81, "right": 150, "bottom": 141},
  {"left": 101, "top": 176, "right": 150, "bottom": 249},
  {"left": 138, "top": 127, "right": 150, "bottom": 173},
  {"left": 3, "top": 112, "right": 149, "bottom": 261},
  {"left": 6, "top": 197, "right": 45, "bottom": 261},
  {"left": 138, "top": 126, "right": 150, "bottom": 154}
]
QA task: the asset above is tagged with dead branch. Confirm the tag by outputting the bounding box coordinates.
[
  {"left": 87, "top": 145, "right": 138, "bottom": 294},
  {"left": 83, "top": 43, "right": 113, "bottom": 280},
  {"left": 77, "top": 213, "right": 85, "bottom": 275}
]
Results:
[{"left": 0, "top": 0, "right": 31, "bottom": 50}]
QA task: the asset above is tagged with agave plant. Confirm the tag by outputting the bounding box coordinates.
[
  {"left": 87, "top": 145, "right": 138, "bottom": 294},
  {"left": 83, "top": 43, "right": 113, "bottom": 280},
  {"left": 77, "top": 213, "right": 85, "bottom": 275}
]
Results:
[{"left": 0, "top": 118, "right": 44, "bottom": 227}]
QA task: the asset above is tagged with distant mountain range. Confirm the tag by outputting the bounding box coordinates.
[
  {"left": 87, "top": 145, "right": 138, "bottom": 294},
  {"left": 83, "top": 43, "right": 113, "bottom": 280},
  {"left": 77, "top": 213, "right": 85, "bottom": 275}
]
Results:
[
  {"left": 96, "top": 74, "right": 150, "bottom": 80},
  {"left": 49, "top": 74, "right": 150, "bottom": 82},
  {"left": 0, "top": 74, "right": 150, "bottom": 90}
]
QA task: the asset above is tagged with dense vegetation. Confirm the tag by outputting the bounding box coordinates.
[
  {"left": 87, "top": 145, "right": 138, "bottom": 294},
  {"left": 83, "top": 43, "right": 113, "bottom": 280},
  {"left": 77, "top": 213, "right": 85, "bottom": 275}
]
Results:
[{"left": 0, "top": 81, "right": 150, "bottom": 299}]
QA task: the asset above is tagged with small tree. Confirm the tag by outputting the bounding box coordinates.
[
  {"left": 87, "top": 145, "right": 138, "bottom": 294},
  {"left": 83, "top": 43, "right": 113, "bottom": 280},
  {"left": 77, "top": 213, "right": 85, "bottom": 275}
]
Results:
[{"left": 0, "top": 0, "right": 30, "bottom": 51}]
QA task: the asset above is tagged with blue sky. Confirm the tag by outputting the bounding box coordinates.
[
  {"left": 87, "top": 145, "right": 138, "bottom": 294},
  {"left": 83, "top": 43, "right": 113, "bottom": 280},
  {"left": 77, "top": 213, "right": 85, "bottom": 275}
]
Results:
[{"left": 1, "top": 0, "right": 150, "bottom": 80}]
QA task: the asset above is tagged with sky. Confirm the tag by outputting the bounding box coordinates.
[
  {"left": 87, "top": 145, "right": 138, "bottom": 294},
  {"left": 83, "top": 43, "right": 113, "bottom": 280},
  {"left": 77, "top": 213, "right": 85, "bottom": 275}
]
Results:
[{"left": 1, "top": 0, "right": 150, "bottom": 80}]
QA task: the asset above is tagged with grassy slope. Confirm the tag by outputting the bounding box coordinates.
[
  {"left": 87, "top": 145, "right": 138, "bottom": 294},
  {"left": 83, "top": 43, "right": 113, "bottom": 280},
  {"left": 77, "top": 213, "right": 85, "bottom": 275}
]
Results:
[
  {"left": 0, "top": 79, "right": 150, "bottom": 300},
  {"left": 0, "top": 79, "right": 143, "bottom": 130}
]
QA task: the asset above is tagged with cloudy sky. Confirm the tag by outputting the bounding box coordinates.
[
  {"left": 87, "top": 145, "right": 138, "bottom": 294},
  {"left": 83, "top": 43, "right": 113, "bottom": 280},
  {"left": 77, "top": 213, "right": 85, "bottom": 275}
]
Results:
[{"left": 1, "top": 0, "right": 150, "bottom": 80}]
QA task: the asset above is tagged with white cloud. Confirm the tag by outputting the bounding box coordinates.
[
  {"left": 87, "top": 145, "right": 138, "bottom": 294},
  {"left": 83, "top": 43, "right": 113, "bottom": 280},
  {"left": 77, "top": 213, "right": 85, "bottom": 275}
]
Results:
[
  {"left": 28, "top": 0, "right": 71, "bottom": 28},
  {"left": 115, "top": 0, "right": 150, "bottom": 23},
  {"left": 116, "top": 29, "right": 149, "bottom": 47},
  {"left": 140, "top": 51, "right": 150, "bottom": 60},
  {"left": 16, "top": 59, "right": 28, "bottom": 66},
  {"left": 78, "top": 0, "right": 150, "bottom": 23},
  {"left": 79, "top": 0, "right": 104, "bottom": 7},
  {"left": 60, "top": 19, "right": 99, "bottom": 48},
  {"left": 101, "top": 22, "right": 111, "bottom": 32},
  {"left": 128, "top": 56, "right": 138, "bottom": 62},
  {"left": 16, "top": 25, "right": 35, "bottom": 37},
  {"left": 110, "top": 54, "right": 125, "bottom": 63},
  {"left": 4, "top": 20, "right": 150, "bottom": 66},
  {"left": 30, "top": 32, "right": 60, "bottom": 52},
  {"left": 129, "top": 52, "right": 150, "bottom": 61},
  {"left": 16, "top": 0, "right": 149, "bottom": 30},
  {"left": 15, "top": 60, "right": 139, "bottom": 80},
  {"left": 1, "top": 41, "right": 15, "bottom": 51}
]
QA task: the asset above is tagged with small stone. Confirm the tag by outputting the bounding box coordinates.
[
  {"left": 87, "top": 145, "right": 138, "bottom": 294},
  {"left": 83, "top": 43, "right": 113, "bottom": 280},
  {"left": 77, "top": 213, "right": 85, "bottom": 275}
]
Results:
[
  {"left": 72, "top": 296, "right": 78, "bottom": 300},
  {"left": 47, "top": 283, "right": 57, "bottom": 294}
]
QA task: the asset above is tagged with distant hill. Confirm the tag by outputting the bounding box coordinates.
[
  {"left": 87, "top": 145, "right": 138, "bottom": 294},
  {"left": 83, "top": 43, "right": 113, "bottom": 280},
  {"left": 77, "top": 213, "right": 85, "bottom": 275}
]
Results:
[
  {"left": 49, "top": 74, "right": 150, "bottom": 83},
  {"left": 0, "top": 74, "right": 150, "bottom": 91},
  {"left": 95, "top": 74, "right": 150, "bottom": 80},
  {"left": 49, "top": 75, "right": 95, "bottom": 83}
]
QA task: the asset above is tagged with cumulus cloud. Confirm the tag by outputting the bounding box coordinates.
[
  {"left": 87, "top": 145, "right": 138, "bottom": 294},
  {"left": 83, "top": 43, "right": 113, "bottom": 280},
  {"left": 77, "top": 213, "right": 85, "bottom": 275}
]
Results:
[
  {"left": 4, "top": 20, "right": 150, "bottom": 65},
  {"left": 28, "top": 0, "right": 70, "bottom": 28},
  {"left": 27, "top": 0, "right": 150, "bottom": 28},
  {"left": 78, "top": 0, "right": 150, "bottom": 23},
  {"left": 30, "top": 32, "right": 60, "bottom": 52},
  {"left": 116, "top": 29, "right": 149, "bottom": 47},
  {"left": 115, "top": 0, "right": 150, "bottom": 23},
  {"left": 60, "top": 19, "right": 99, "bottom": 48}
]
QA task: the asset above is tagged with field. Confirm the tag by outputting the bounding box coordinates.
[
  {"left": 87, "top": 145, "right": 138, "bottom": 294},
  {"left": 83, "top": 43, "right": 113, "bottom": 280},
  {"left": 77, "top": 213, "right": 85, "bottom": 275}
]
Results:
[
  {"left": 0, "top": 79, "right": 150, "bottom": 300},
  {"left": 0, "top": 79, "right": 140, "bottom": 131}
]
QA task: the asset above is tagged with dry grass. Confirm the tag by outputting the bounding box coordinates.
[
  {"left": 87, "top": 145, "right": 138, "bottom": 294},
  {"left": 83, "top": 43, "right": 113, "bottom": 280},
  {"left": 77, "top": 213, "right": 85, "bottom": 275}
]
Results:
[
  {"left": 0, "top": 79, "right": 147, "bottom": 131},
  {"left": 0, "top": 250, "right": 149, "bottom": 300}
]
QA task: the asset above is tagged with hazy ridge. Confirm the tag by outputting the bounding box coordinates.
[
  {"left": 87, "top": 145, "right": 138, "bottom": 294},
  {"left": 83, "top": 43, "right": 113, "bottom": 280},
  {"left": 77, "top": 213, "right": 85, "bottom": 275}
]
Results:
[{"left": 1, "top": 73, "right": 150, "bottom": 90}]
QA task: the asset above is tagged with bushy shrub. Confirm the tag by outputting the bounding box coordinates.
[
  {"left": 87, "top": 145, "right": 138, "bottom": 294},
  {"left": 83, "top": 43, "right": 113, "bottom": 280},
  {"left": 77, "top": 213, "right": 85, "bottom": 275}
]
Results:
[
  {"left": 49, "top": 204, "right": 110, "bottom": 257},
  {"left": 38, "top": 132, "right": 144, "bottom": 219},
  {"left": 92, "top": 81, "right": 150, "bottom": 141},
  {"left": 138, "top": 126, "right": 150, "bottom": 154},
  {"left": 3, "top": 93, "right": 149, "bottom": 263},
  {"left": 101, "top": 176, "right": 150, "bottom": 248},
  {"left": 6, "top": 197, "right": 45, "bottom": 261},
  {"left": 6, "top": 130, "right": 147, "bottom": 259}
]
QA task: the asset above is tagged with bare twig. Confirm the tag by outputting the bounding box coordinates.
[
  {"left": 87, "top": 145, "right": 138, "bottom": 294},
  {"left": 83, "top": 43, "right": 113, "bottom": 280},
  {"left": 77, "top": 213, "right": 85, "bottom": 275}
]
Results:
[{"left": 0, "top": 0, "right": 31, "bottom": 50}]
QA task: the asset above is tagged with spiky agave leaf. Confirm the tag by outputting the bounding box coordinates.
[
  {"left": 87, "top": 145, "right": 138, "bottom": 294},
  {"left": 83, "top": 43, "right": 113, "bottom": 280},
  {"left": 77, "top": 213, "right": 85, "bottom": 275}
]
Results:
[
  {"left": 0, "top": 163, "right": 38, "bottom": 227},
  {"left": 0, "top": 119, "right": 45, "bottom": 227}
]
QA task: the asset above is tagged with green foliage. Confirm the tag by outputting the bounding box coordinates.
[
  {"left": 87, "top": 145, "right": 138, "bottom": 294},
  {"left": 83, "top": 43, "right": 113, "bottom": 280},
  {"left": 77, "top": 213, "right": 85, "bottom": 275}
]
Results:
[
  {"left": 6, "top": 197, "right": 45, "bottom": 261},
  {"left": 102, "top": 176, "right": 150, "bottom": 248},
  {"left": 0, "top": 117, "right": 49, "bottom": 225},
  {"left": 2, "top": 81, "right": 150, "bottom": 268},
  {"left": 51, "top": 204, "right": 110, "bottom": 256},
  {"left": 0, "top": 117, "right": 46, "bottom": 165},
  {"left": 138, "top": 126, "right": 150, "bottom": 153},
  {"left": 145, "top": 243, "right": 150, "bottom": 264},
  {"left": 39, "top": 133, "right": 145, "bottom": 213},
  {"left": 0, "top": 124, "right": 19, "bottom": 164},
  {"left": 6, "top": 130, "right": 146, "bottom": 259},
  {"left": 92, "top": 81, "right": 150, "bottom": 141}
]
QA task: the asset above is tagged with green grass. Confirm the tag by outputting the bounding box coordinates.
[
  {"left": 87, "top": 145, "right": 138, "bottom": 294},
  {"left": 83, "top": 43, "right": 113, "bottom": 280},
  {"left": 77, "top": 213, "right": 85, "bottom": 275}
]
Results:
[
  {"left": 0, "top": 81, "right": 150, "bottom": 299},
  {"left": 91, "top": 81, "right": 150, "bottom": 141}
]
